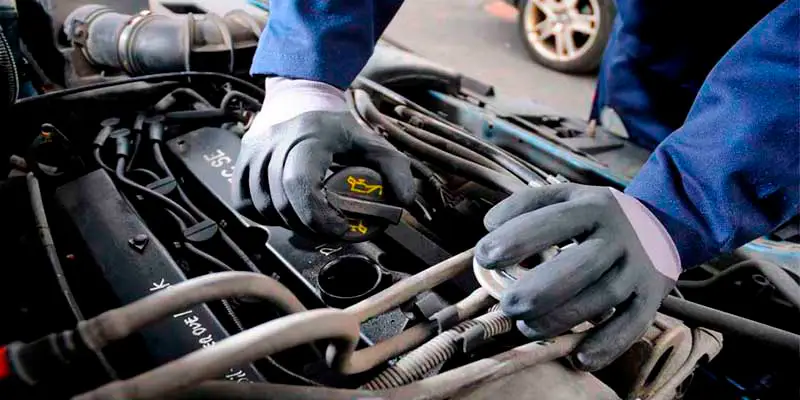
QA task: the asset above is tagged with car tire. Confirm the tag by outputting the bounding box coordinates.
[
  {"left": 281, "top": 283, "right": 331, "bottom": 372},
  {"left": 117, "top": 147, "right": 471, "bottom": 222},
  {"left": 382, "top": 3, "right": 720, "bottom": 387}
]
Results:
[{"left": 518, "top": 0, "right": 615, "bottom": 74}]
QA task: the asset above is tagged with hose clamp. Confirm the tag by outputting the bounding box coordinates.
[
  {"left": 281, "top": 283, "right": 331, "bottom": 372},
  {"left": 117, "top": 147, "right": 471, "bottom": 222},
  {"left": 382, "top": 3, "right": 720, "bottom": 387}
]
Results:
[
  {"left": 70, "top": 6, "right": 113, "bottom": 65},
  {"left": 117, "top": 10, "right": 153, "bottom": 75}
]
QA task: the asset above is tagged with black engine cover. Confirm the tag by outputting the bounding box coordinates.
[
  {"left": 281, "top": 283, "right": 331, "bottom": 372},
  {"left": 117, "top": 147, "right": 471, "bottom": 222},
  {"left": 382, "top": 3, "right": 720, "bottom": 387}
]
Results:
[{"left": 55, "top": 170, "right": 262, "bottom": 382}]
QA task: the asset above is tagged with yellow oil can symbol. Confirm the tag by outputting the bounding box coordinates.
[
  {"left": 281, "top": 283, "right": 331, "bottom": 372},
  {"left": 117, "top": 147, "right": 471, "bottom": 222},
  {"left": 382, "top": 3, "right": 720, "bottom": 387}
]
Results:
[
  {"left": 347, "top": 176, "right": 383, "bottom": 196},
  {"left": 349, "top": 220, "right": 369, "bottom": 235}
]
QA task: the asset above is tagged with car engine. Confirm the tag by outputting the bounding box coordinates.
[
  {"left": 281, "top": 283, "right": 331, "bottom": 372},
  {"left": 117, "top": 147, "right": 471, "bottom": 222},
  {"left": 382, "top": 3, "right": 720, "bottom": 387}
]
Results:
[{"left": 0, "top": 9, "right": 797, "bottom": 399}]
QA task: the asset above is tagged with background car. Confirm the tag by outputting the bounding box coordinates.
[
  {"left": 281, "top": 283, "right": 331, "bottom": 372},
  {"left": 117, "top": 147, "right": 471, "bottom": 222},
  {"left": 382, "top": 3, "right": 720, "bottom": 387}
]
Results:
[{"left": 510, "top": 0, "right": 615, "bottom": 74}]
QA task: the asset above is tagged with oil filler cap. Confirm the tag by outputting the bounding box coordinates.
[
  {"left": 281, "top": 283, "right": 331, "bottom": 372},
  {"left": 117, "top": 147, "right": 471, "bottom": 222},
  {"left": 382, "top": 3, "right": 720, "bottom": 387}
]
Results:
[{"left": 324, "top": 166, "right": 404, "bottom": 242}]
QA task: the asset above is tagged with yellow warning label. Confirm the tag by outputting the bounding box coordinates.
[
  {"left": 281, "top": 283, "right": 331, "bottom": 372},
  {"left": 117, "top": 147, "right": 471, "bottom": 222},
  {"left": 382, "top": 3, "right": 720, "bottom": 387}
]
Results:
[{"left": 347, "top": 176, "right": 383, "bottom": 196}]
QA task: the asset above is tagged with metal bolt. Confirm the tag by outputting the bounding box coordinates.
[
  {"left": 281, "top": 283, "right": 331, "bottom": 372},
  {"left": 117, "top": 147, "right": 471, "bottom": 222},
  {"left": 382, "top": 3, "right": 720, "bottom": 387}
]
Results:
[{"left": 129, "top": 234, "right": 149, "bottom": 252}]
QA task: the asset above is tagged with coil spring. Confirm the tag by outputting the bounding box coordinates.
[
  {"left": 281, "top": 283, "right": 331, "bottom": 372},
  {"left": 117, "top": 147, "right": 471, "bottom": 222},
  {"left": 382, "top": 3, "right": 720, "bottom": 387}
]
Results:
[{"left": 364, "top": 311, "right": 512, "bottom": 390}]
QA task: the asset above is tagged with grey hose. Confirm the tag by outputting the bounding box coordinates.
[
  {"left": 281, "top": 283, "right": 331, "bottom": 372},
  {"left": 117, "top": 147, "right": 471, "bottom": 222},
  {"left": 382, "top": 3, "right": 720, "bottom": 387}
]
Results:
[
  {"left": 393, "top": 118, "right": 512, "bottom": 175},
  {"left": 354, "top": 89, "right": 528, "bottom": 194},
  {"left": 364, "top": 310, "right": 513, "bottom": 390},
  {"left": 76, "top": 271, "right": 306, "bottom": 350},
  {"left": 678, "top": 258, "right": 800, "bottom": 310},
  {"left": 74, "top": 309, "right": 360, "bottom": 400},
  {"left": 660, "top": 295, "right": 800, "bottom": 352},
  {"left": 171, "top": 333, "right": 585, "bottom": 400},
  {"left": 64, "top": 5, "right": 266, "bottom": 75}
]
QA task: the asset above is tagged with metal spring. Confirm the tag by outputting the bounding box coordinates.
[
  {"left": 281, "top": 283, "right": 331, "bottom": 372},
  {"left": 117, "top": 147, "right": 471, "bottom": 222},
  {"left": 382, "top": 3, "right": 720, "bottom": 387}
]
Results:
[{"left": 364, "top": 311, "right": 512, "bottom": 390}]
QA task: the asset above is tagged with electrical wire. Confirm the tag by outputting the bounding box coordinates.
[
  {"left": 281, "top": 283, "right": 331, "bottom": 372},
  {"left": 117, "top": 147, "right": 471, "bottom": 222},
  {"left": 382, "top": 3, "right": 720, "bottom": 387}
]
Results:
[
  {"left": 184, "top": 243, "right": 235, "bottom": 272},
  {"left": 27, "top": 172, "right": 119, "bottom": 380},
  {"left": 27, "top": 173, "right": 83, "bottom": 321},
  {"left": 678, "top": 258, "right": 800, "bottom": 310},
  {"left": 130, "top": 168, "right": 161, "bottom": 182},
  {"left": 93, "top": 147, "right": 114, "bottom": 173},
  {"left": 114, "top": 157, "right": 196, "bottom": 224},
  {"left": 395, "top": 106, "right": 545, "bottom": 185},
  {"left": 220, "top": 89, "right": 262, "bottom": 110},
  {"left": 354, "top": 90, "right": 527, "bottom": 194},
  {"left": 152, "top": 142, "right": 261, "bottom": 274},
  {"left": 394, "top": 118, "right": 511, "bottom": 174}
]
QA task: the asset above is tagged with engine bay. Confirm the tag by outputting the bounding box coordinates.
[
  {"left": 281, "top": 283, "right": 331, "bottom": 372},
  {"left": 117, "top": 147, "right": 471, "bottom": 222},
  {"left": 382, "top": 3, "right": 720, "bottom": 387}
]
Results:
[{"left": 0, "top": 50, "right": 797, "bottom": 399}]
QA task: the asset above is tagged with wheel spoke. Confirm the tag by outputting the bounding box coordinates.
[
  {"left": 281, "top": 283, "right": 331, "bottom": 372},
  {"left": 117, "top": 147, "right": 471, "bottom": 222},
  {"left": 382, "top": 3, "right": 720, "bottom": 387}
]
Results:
[
  {"left": 554, "top": 30, "right": 565, "bottom": 56},
  {"left": 555, "top": 30, "right": 577, "bottom": 57},
  {"left": 535, "top": 19, "right": 555, "bottom": 39},
  {"left": 564, "top": 31, "right": 578, "bottom": 56},
  {"left": 531, "top": 0, "right": 557, "bottom": 18},
  {"left": 570, "top": 13, "right": 597, "bottom": 34}
]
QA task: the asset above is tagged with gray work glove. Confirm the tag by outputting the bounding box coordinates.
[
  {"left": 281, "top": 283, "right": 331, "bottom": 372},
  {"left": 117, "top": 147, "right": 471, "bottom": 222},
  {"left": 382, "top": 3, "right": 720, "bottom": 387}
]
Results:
[
  {"left": 475, "top": 184, "right": 681, "bottom": 371},
  {"left": 232, "top": 78, "right": 415, "bottom": 238}
]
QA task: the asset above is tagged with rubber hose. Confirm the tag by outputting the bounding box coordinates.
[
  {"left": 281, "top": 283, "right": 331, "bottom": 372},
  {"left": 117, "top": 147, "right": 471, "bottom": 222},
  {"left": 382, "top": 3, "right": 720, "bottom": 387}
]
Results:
[
  {"left": 64, "top": 5, "right": 266, "bottom": 75},
  {"left": 393, "top": 117, "right": 511, "bottom": 174},
  {"left": 396, "top": 106, "right": 545, "bottom": 185},
  {"left": 660, "top": 295, "right": 800, "bottom": 352},
  {"left": 679, "top": 259, "right": 800, "bottom": 310},
  {"left": 363, "top": 310, "right": 513, "bottom": 390},
  {"left": 354, "top": 89, "right": 527, "bottom": 194}
]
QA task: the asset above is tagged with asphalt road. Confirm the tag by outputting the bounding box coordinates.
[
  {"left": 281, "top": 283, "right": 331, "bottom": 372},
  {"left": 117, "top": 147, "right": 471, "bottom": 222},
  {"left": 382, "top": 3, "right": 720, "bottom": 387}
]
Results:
[
  {"left": 384, "top": 0, "right": 596, "bottom": 117},
  {"left": 47, "top": 0, "right": 594, "bottom": 117}
]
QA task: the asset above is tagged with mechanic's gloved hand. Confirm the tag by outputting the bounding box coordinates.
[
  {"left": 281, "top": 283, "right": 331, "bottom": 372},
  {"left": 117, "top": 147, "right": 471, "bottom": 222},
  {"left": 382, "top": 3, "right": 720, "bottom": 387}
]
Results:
[
  {"left": 475, "top": 184, "right": 681, "bottom": 371},
  {"left": 232, "top": 77, "right": 415, "bottom": 237}
]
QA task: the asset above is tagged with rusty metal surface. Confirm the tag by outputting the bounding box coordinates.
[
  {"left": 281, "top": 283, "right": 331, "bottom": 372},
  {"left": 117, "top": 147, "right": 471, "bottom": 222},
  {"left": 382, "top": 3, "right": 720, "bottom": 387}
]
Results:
[{"left": 457, "top": 361, "right": 621, "bottom": 400}]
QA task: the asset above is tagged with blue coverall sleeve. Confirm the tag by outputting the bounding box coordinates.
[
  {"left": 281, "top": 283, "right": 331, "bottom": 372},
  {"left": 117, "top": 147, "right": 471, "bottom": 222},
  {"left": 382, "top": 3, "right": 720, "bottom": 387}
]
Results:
[
  {"left": 250, "top": 0, "right": 404, "bottom": 89},
  {"left": 625, "top": 0, "right": 799, "bottom": 268}
]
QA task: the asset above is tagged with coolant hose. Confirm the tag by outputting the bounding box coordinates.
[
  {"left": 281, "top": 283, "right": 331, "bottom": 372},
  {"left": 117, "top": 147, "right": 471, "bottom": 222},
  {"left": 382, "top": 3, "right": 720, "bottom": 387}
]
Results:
[
  {"left": 363, "top": 309, "right": 513, "bottom": 390},
  {"left": 63, "top": 5, "right": 266, "bottom": 75}
]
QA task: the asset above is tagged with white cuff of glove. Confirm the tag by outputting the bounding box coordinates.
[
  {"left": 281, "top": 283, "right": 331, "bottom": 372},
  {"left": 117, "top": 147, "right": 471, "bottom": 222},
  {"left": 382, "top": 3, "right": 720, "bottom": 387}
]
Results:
[
  {"left": 610, "top": 188, "right": 682, "bottom": 280},
  {"left": 251, "top": 77, "right": 347, "bottom": 130}
]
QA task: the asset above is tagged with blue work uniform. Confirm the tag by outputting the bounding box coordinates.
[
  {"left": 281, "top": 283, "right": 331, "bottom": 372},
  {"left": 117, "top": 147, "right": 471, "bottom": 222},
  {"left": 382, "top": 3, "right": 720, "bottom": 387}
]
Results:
[{"left": 251, "top": 0, "right": 799, "bottom": 268}]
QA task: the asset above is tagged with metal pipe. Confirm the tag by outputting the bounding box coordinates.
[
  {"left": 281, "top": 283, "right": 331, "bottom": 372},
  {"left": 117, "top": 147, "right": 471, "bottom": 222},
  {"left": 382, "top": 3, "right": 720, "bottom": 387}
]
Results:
[
  {"left": 649, "top": 328, "right": 724, "bottom": 400},
  {"left": 364, "top": 310, "right": 513, "bottom": 389},
  {"left": 660, "top": 295, "right": 800, "bottom": 352},
  {"left": 76, "top": 251, "right": 482, "bottom": 398},
  {"left": 172, "top": 333, "right": 584, "bottom": 400},
  {"left": 76, "top": 272, "right": 306, "bottom": 351},
  {"left": 346, "top": 248, "right": 474, "bottom": 321},
  {"left": 63, "top": 5, "right": 266, "bottom": 75},
  {"left": 74, "top": 310, "right": 360, "bottom": 400},
  {"left": 339, "top": 287, "right": 493, "bottom": 375}
]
